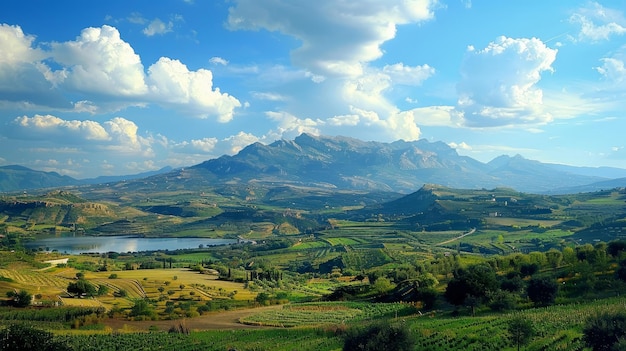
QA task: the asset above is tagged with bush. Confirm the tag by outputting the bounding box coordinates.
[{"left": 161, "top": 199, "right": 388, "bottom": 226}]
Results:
[
  {"left": 6, "top": 290, "right": 32, "bottom": 308},
  {"left": 343, "top": 322, "right": 414, "bottom": 351},
  {"left": 0, "top": 324, "right": 71, "bottom": 351},
  {"left": 583, "top": 312, "right": 626, "bottom": 351}
]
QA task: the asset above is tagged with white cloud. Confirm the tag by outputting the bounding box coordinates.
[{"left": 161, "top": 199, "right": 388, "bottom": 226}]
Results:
[
  {"left": 265, "top": 111, "right": 322, "bottom": 137},
  {"left": 455, "top": 36, "right": 557, "bottom": 127},
  {"left": 13, "top": 114, "right": 109, "bottom": 141},
  {"left": 569, "top": 2, "right": 626, "bottom": 42},
  {"left": 50, "top": 25, "right": 148, "bottom": 96},
  {"left": 190, "top": 137, "right": 218, "bottom": 152},
  {"left": 327, "top": 114, "right": 360, "bottom": 127},
  {"left": 143, "top": 18, "right": 174, "bottom": 36},
  {"left": 251, "top": 92, "right": 288, "bottom": 101},
  {"left": 0, "top": 24, "right": 241, "bottom": 121},
  {"left": 405, "top": 106, "right": 457, "bottom": 127},
  {"left": 147, "top": 57, "right": 241, "bottom": 121},
  {"left": 0, "top": 24, "right": 43, "bottom": 64},
  {"left": 209, "top": 56, "right": 229, "bottom": 65},
  {"left": 596, "top": 57, "right": 626, "bottom": 82},
  {"left": 448, "top": 141, "right": 472, "bottom": 150},
  {"left": 227, "top": 0, "right": 436, "bottom": 77},
  {"left": 223, "top": 131, "right": 260, "bottom": 154},
  {"left": 382, "top": 63, "right": 435, "bottom": 86},
  {"left": 8, "top": 115, "right": 151, "bottom": 155}
]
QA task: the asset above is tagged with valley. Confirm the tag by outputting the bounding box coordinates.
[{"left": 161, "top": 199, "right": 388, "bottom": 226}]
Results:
[{"left": 2, "top": 135, "right": 626, "bottom": 350}]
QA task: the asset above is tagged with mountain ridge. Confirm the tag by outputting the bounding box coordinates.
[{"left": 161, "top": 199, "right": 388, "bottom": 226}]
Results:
[{"left": 3, "top": 133, "right": 626, "bottom": 194}]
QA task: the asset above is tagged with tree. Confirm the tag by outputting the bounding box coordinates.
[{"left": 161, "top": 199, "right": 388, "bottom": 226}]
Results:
[
  {"left": 130, "top": 299, "right": 156, "bottom": 319},
  {"left": 444, "top": 264, "right": 498, "bottom": 314},
  {"left": 583, "top": 312, "right": 626, "bottom": 351},
  {"left": 519, "top": 263, "right": 539, "bottom": 277},
  {"left": 97, "top": 285, "right": 109, "bottom": 296},
  {"left": 6, "top": 290, "right": 31, "bottom": 307},
  {"left": 616, "top": 259, "right": 626, "bottom": 282},
  {"left": 526, "top": 277, "right": 558, "bottom": 306},
  {"left": 255, "top": 292, "right": 270, "bottom": 305},
  {"left": 373, "top": 276, "right": 394, "bottom": 296},
  {"left": 507, "top": 315, "right": 534, "bottom": 351},
  {"left": 67, "top": 279, "right": 96, "bottom": 297},
  {"left": 343, "top": 322, "right": 414, "bottom": 351},
  {"left": 0, "top": 324, "right": 71, "bottom": 351}
]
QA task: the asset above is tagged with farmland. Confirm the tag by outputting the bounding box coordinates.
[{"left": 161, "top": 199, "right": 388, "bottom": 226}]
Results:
[{"left": 2, "top": 184, "right": 626, "bottom": 350}]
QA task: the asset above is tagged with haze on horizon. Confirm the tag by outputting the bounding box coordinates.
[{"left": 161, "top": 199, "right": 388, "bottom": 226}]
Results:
[{"left": 1, "top": 0, "right": 626, "bottom": 179}]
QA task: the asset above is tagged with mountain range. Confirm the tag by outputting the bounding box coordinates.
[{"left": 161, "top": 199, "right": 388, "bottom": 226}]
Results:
[{"left": 3, "top": 133, "right": 626, "bottom": 194}]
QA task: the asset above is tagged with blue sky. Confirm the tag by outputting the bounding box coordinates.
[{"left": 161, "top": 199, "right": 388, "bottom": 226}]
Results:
[{"left": 1, "top": 0, "right": 626, "bottom": 178}]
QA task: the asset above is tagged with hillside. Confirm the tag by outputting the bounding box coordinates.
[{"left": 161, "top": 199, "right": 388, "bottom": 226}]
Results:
[
  {"left": 191, "top": 134, "right": 611, "bottom": 193},
  {"left": 4, "top": 134, "right": 626, "bottom": 194}
]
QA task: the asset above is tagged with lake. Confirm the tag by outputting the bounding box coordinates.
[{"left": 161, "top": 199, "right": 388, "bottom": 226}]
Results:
[{"left": 24, "top": 235, "right": 236, "bottom": 254}]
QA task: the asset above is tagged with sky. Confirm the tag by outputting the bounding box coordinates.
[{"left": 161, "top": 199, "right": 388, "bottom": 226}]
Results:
[{"left": 1, "top": 0, "right": 626, "bottom": 179}]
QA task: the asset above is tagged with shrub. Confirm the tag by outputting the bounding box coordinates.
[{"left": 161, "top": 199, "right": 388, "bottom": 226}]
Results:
[
  {"left": 0, "top": 324, "right": 71, "bottom": 351},
  {"left": 583, "top": 311, "right": 626, "bottom": 351},
  {"left": 343, "top": 322, "right": 414, "bottom": 351}
]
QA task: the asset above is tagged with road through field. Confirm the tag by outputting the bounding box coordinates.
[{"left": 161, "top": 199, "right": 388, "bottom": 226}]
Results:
[
  {"left": 435, "top": 228, "right": 476, "bottom": 246},
  {"left": 102, "top": 305, "right": 283, "bottom": 331}
]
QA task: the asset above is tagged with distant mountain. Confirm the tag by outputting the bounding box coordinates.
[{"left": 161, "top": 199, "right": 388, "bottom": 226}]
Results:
[
  {"left": 0, "top": 165, "right": 174, "bottom": 193},
  {"left": 191, "top": 133, "right": 610, "bottom": 193},
  {"left": 82, "top": 166, "right": 175, "bottom": 185},
  {"left": 0, "top": 165, "right": 79, "bottom": 192},
  {"left": 545, "top": 177, "right": 626, "bottom": 194},
  {"left": 4, "top": 134, "right": 626, "bottom": 194}
]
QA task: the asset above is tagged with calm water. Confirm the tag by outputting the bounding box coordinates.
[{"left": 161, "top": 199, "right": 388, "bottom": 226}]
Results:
[{"left": 25, "top": 235, "right": 235, "bottom": 254}]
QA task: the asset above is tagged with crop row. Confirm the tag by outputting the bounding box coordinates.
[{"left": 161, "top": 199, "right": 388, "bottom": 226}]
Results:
[
  {"left": 0, "top": 268, "right": 68, "bottom": 288},
  {"left": 240, "top": 302, "right": 417, "bottom": 327}
]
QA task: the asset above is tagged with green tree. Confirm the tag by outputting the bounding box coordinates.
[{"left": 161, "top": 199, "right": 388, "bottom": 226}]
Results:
[
  {"left": 67, "top": 279, "right": 96, "bottom": 297},
  {"left": 444, "top": 263, "right": 498, "bottom": 315},
  {"left": 255, "top": 292, "right": 270, "bottom": 305},
  {"left": 6, "top": 290, "right": 32, "bottom": 307},
  {"left": 507, "top": 315, "right": 534, "bottom": 351},
  {"left": 97, "top": 284, "right": 109, "bottom": 296},
  {"left": 526, "top": 277, "right": 558, "bottom": 306},
  {"left": 0, "top": 324, "right": 71, "bottom": 351},
  {"left": 373, "top": 276, "right": 394, "bottom": 296},
  {"left": 343, "top": 322, "right": 414, "bottom": 351},
  {"left": 583, "top": 312, "right": 626, "bottom": 351},
  {"left": 130, "top": 299, "right": 155, "bottom": 319}
]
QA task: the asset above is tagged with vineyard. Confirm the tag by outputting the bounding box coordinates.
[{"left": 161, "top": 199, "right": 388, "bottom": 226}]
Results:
[
  {"left": 239, "top": 302, "right": 417, "bottom": 327},
  {"left": 37, "top": 298, "right": 626, "bottom": 351}
]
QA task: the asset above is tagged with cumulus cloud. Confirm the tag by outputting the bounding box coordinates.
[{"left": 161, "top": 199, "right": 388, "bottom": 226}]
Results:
[
  {"left": 455, "top": 36, "right": 557, "bottom": 127},
  {"left": 190, "top": 137, "right": 218, "bottom": 152},
  {"left": 265, "top": 111, "right": 323, "bottom": 137},
  {"left": 227, "top": 0, "right": 436, "bottom": 77},
  {"left": 0, "top": 24, "right": 43, "bottom": 64},
  {"left": 222, "top": 131, "right": 260, "bottom": 154},
  {"left": 448, "top": 141, "right": 472, "bottom": 150},
  {"left": 12, "top": 114, "right": 109, "bottom": 141},
  {"left": 147, "top": 57, "right": 241, "bottom": 121},
  {"left": 51, "top": 25, "right": 148, "bottom": 96},
  {"left": 0, "top": 24, "right": 71, "bottom": 109},
  {"left": 8, "top": 114, "right": 151, "bottom": 154},
  {"left": 0, "top": 24, "right": 240, "bottom": 121},
  {"left": 569, "top": 2, "right": 626, "bottom": 42},
  {"left": 143, "top": 18, "right": 174, "bottom": 36},
  {"left": 382, "top": 63, "right": 435, "bottom": 86}
]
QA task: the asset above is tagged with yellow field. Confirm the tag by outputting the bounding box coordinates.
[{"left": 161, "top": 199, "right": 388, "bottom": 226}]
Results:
[
  {"left": 1, "top": 264, "right": 256, "bottom": 311},
  {"left": 59, "top": 297, "right": 105, "bottom": 308},
  {"left": 87, "top": 268, "right": 256, "bottom": 301}
]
